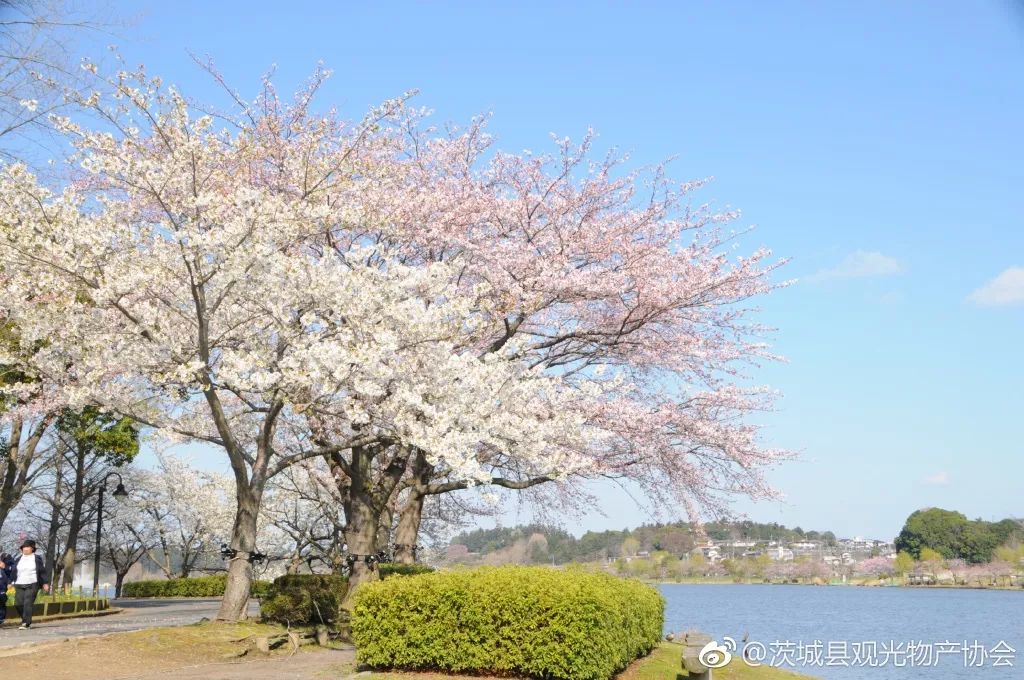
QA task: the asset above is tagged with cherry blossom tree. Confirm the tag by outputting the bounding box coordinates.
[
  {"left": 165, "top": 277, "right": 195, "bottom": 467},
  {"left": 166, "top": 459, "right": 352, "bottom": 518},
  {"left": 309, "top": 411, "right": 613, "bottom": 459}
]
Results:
[
  {"left": 261, "top": 460, "right": 347, "bottom": 574},
  {"left": 0, "top": 0, "right": 111, "bottom": 164},
  {"left": 0, "top": 66, "right": 593, "bottom": 617},
  {"left": 99, "top": 468, "right": 153, "bottom": 597},
  {"left": 129, "top": 453, "right": 234, "bottom": 578},
  {"left": 0, "top": 323, "right": 60, "bottom": 535},
  {"left": 765, "top": 560, "right": 796, "bottom": 583},
  {"left": 0, "top": 415, "right": 53, "bottom": 534},
  {"left": 988, "top": 560, "right": 1014, "bottom": 587},
  {"left": 855, "top": 556, "right": 895, "bottom": 580},
  {"left": 347, "top": 119, "right": 790, "bottom": 565},
  {"left": 0, "top": 58, "right": 789, "bottom": 613}
]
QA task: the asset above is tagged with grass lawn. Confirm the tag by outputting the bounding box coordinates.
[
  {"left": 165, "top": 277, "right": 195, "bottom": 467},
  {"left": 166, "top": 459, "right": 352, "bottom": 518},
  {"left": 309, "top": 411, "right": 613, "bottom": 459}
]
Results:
[
  {"left": 618, "top": 643, "right": 816, "bottom": 679},
  {"left": 350, "top": 643, "right": 816, "bottom": 679}
]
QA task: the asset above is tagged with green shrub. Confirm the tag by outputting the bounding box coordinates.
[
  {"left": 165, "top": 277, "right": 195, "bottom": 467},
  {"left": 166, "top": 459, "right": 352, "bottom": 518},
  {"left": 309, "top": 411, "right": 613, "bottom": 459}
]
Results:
[
  {"left": 378, "top": 563, "right": 435, "bottom": 579},
  {"left": 351, "top": 566, "right": 664, "bottom": 680},
  {"left": 121, "top": 575, "right": 271, "bottom": 598},
  {"left": 259, "top": 573, "right": 349, "bottom": 625}
]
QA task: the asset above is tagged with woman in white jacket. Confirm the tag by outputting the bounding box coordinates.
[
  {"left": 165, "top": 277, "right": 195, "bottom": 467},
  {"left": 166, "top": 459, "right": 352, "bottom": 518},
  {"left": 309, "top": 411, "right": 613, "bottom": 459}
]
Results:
[{"left": 5, "top": 539, "right": 50, "bottom": 629}]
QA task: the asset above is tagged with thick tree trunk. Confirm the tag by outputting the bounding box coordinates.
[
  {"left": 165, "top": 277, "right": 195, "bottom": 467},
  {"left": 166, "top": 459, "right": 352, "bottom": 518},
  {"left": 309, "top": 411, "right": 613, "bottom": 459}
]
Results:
[
  {"left": 115, "top": 571, "right": 126, "bottom": 598},
  {"left": 217, "top": 486, "right": 261, "bottom": 621},
  {"left": 327, "top": 443, "right": 410, "bottom": 611},
  {"left": 394, "top": 489, "right": 424, "bottom": 565},
  {"left": 378, "top": 502, "right": 394, "bottom": 552},
  {"left": 394, "top": 450, "right": 431, "bottom": 565},
  {"left": 342, "top": 488, "right": 381, "bottom": 610}
]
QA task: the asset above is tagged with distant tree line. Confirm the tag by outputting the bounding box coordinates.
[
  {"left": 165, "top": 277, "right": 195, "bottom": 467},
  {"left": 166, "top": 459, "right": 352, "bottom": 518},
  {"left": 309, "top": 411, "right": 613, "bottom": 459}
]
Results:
[
  {"left": 450, "top": 520, "right": 839, "bottom": 563},
  {"left": 894, "top": 508, "right": 1022, "bottom": 564}
]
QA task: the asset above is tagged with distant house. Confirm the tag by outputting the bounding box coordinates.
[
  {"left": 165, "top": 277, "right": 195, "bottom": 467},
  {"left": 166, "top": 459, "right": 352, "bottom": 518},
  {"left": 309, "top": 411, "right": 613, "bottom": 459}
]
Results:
[
  {"left": 690, "top": 544, "right": 722, "bottom": 563},
  {"left": 768, "top": 546, "right": 794, "bottom": 561},
  {"left": 790, "top": 541, "right": 819, "bottom": 551}
]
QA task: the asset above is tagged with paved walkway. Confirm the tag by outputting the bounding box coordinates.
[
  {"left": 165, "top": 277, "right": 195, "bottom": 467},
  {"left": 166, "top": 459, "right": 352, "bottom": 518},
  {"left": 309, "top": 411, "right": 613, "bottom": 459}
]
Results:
[{"left": 0, "top": 598, "right": 260, "bottom": 649}]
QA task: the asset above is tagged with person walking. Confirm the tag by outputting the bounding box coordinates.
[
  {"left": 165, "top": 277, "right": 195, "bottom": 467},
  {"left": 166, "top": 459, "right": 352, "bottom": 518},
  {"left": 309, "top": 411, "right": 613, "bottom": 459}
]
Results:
[
  {"left": 0, "top": 550, "right": 12, "bottom": 626},
  {"left": 9, "top": 539, "right": 49, "bottom": 629}
]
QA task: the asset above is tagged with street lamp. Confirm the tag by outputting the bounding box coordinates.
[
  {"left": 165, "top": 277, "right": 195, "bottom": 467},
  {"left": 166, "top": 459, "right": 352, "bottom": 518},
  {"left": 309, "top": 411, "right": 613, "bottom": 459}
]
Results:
[{"left": 93, "top": 471, "right": 128, "bottom": 597}]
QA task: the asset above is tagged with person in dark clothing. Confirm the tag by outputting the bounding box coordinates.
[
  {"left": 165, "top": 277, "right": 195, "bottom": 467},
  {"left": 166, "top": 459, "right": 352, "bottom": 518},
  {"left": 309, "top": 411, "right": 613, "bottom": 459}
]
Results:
[
  {"left": 0, "top": 550, "right": 12, "bottom": 625},
  {"left": 8, "top": 539, "right": 49, "bottom": 629}
]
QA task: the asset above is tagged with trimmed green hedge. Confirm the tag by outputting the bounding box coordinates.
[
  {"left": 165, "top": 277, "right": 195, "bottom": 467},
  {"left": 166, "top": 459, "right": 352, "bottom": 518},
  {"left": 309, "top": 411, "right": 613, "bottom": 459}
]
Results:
[
  {"left": 351, "top": 566, "right": 664, "bottom": 680},
  {"left": 379, "top": 563, "right": 435, "bottom": 579},
  {"left": 121, "top": 575, "right": 271, "bottom": 599},
  {"left": 260, "top": 573, "right": 349, "bottom": 625}
]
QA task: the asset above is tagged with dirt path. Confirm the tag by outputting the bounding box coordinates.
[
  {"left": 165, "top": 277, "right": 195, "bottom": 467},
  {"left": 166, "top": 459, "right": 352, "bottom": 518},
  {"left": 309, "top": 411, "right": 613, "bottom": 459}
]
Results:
[
  {"left": 0, "top": 622, "right": 357, "bottom": 679},
  {"left": 106, "top": 648, "right": 357, "bottom": 680}
]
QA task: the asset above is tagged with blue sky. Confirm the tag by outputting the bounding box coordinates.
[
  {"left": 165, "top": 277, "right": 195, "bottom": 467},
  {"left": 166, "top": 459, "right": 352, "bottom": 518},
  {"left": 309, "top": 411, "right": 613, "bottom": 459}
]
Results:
[{"left": 78, "top": 1, "right": 1022, "bottom": 540}]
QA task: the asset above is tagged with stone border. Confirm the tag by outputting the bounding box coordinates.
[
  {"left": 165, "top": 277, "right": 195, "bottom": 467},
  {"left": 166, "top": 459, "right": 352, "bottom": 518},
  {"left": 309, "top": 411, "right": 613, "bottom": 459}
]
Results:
[{"left": 2, "top": 597, "right": 112, "bottom": 623}]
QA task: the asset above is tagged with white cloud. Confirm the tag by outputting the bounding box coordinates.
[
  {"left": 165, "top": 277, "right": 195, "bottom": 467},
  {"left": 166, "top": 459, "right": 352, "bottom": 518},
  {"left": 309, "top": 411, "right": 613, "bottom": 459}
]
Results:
[
  {"left": 807, "top": 251, "right": 905, "bottom": 282},
  {"left": 922, "top": 472, "right": 950, "bottom": 486},
  {"left": 967, "top": 266, "right": 1024, "bottom": 307}
]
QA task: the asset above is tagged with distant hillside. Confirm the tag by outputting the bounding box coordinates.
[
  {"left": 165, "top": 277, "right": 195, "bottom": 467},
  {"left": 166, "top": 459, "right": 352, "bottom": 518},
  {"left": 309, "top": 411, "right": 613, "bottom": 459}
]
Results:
[
  {"left": 445, "top": 511, "right": 1024, "bottom": 567},
  {"left": 446, "top": 520, "right": 840, "bottom": 565}
]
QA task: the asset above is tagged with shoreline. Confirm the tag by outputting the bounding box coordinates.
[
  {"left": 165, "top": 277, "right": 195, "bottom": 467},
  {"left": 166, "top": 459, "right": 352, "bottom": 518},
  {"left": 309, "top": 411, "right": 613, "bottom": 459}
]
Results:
[{"left": 650, "top": 579, "right": 1024, "bottom": 592}]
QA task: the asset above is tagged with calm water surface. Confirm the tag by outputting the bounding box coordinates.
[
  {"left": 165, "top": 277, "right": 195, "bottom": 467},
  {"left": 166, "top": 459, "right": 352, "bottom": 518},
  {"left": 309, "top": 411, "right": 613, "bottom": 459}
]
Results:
[{"left": 659, "top": 584, "right": 1023, "bottom": 679}]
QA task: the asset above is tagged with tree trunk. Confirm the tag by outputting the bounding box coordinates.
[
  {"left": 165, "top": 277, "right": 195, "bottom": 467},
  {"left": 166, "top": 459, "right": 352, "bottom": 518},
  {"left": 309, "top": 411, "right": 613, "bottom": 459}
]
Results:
[
  {"left": 44, "top": 444, "right": 66, "bottom": 586},
  {"left": 0, "top": 417, "right": 52, "bottom": 535},
  {"left": 156, "top": 525, "right": 173, "bottom": 579},
  {"left": 115, "top": 571, "right": 126, "bottom": 598},
  {"left": 378, "top": 501, "right": 394, "bottom": 552},
  {"left": 327, "top": 443, "right": 410, "bottom": 611},
  {"left": 0, "top": 420, "right": 25, "bottom": 534},
  {"left": 61, "top": 447, "right": 88, "bottom": 590},
  {"left": 179, "top": 532, "right": 203, "bottom": 578},
  {"left": 394, "top": 450, "right": 431, "bottom": 565},
  {"left": 216, "top": 485, "right": 260, "bottom": 621},
  {"left": 342, "top": 487, "right": 381, "bottom": 610},
  {"left": 394, "top": 489, "right": 425, "bottom": 565}
]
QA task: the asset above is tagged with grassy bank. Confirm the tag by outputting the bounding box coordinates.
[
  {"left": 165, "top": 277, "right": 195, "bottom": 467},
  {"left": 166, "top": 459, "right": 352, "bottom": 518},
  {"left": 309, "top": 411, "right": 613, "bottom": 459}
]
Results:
[
  {"left": 620, "top": 643, "right": 815, "bottom": 679},
  {"left": 355, "top": 643, "right": 815, "bottom": 679}
]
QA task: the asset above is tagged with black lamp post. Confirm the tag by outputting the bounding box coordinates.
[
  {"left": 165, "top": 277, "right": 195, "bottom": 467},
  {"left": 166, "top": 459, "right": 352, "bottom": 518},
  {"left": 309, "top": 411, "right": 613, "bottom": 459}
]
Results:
[{"left": 93, "top": 471, "right": 128, "bottom": 596}]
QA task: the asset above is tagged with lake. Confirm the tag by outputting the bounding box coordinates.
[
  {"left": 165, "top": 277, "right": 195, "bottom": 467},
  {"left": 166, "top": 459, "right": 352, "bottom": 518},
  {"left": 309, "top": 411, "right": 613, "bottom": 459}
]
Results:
[{"left": 659, "top": 584, "right": 1023, "bottom": 679}]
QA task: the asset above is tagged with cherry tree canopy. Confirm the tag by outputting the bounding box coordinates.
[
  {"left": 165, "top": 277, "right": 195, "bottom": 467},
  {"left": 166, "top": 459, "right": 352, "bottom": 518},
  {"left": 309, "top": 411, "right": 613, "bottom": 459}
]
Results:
[
  {"left": 327, "top": 111, "right": 791, "bottom": 518},
  {"left": 0, "top": 66, "right": 595, "bottom": 617},
  {"left": 0, "top": 64, "right": 788, "bottom": 615}
]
